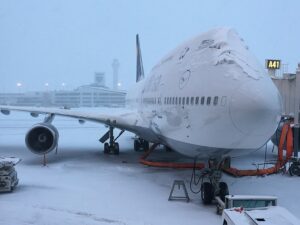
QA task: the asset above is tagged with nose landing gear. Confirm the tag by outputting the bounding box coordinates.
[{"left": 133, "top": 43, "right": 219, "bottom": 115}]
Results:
[{"left": 191, "top": 158, "right": 229, "bottom": 205}]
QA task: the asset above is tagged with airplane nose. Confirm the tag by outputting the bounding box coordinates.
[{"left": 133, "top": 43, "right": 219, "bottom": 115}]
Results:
[{"left": 229, "top": 80, "right": 282, "bottom": 136}]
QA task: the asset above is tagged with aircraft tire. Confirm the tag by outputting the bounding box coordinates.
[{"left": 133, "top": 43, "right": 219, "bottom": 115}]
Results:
[
  {"left": 114, "top": 143, "right": 120, "bottom": 155},
  {"left": 143, "top": 140, "right": 149, "bottom": 151},
  {"left": 134, "top": 140, "right": 140, "bottom": 151},
  {"left": 104, "top": 143, "right": 109, "bottom": 154},
  {"left": 219, "top": 182, "right": 229, "bottom": 202},
  {"left": 201, "top": 182, "right": 214, "bottom": 204}
]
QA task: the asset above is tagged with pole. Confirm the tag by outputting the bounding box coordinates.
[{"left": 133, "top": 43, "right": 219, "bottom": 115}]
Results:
[
  {"left": 43, "top": 154, "right": 47, "bottom": 166},
  {"left": 294, "top": 125, "right": 299, "bottom": 157}
]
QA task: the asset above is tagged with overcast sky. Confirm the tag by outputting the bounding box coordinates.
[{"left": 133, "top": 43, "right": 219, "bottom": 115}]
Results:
[{"left": 0, "top": 0, "right": 299, "bottom": 92}]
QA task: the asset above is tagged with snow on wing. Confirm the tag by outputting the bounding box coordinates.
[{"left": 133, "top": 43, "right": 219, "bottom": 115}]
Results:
[{"left": 0, "top": 105, "right": 139, "bottom": 133}]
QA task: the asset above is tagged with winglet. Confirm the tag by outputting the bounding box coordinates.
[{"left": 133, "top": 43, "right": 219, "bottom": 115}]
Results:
[{"left": 136, "top": 34, "right": 144, "bottom": 82}]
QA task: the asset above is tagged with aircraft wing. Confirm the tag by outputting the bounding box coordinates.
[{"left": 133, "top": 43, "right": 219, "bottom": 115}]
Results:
[{"left": 0, "top": 105, "right": 141, "bottom": 134}]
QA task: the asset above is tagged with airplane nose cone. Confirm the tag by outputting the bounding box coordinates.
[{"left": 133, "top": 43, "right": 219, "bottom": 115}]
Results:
[{"left": 229, "top": 80, "right": 282, "bottom": 136}]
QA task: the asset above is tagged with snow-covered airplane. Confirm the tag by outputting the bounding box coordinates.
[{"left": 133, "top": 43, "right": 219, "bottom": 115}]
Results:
[{"left": 0, "top": 28, "right": 282, "bottom": 203}]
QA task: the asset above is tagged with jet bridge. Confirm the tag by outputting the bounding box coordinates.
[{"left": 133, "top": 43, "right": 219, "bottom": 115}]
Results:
[
  {"left": 271, "top": 64, "right": 300, "bottom": 123},
  {"left": 271, "top": 62, "right": 300, "bottom": 158}
]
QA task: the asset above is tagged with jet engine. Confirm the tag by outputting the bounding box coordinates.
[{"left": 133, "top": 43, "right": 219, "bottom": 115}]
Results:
[{"left": 25, "top": 123, "right": 59, "bottom": 155}]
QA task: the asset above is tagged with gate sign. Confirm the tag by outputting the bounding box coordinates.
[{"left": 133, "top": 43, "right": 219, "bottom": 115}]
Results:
[{"left": 266, "top": 59, "right": 281, "bottom": 70}]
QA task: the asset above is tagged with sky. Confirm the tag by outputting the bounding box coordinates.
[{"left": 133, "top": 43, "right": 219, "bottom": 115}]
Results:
[{"left": 0, "top": 0, "right": 299, "bottom": 92}]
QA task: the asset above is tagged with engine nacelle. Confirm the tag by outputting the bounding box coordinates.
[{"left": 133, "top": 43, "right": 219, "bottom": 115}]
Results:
[{"left": 25, "top": 123, "right": 59, "bottom": 155}]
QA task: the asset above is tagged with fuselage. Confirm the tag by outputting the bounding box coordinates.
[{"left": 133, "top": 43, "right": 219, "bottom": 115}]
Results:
[{"left": 127, "top": 28, "right": 282, "bottom": 158}]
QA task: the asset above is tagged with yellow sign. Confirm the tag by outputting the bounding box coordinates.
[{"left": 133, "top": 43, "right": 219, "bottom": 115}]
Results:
[{"left": 266, "top": 59, "right": 281, "bottom": 70}]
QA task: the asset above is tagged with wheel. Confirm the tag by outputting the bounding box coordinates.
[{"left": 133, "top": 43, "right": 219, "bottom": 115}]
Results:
[
  {"left": 104, "top": 143, "right": 109, "bottom": 154},
  {"left": 114, "top": 142, "right": 119, "bottom": 155},
  {"left": 142, "top": 140, "right": 149, "bottom": 151},
  {"left": 201, "top": 182, "right": 214, "bottom": 204},
  {"left": 134, "top": 140, "right": 140, "bottom": 151},
  {"left": 165, "top": 145, "right": 173, "bottom": 152},
  {"left": 289, "top": 163, "right": 300, "bottom": 176},
  {"left": 219, "top": 182, "right": 229, "bottom": 202}
]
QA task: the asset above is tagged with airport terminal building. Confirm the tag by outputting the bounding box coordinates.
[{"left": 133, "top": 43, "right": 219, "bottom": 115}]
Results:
[{"left": 0, "top": 73, "right": 126, "bottom": 108}]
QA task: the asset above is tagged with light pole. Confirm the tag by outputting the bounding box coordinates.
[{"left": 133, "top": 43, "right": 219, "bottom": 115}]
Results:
[
  {"left": 16, "top": 82, "right": 22, "bottom": 93},
  {"left": 16, "top": 82, "right": 22, "bottom": 105},
  {"left": 61, "top": 82, "right": 66, "bottom": 91}
]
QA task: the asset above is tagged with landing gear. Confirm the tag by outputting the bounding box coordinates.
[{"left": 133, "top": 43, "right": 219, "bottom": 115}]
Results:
[
  {"left": 99, "top": 126, "right": 124, "bottom": 155},
  {"left": 199, "top": 158, "right": 229, "bottom": 204},
  {"left": 201, "top": 182, "right": 214, "bottom": 204},
  {"left": 164, "top": 145, "right": 173, "bottom": 152},
  {"left": 134, "top": 138, "right": 149, "bottom": 151},
  {"left": 219, "top": 182, "right": 229, "bottom": 202}
]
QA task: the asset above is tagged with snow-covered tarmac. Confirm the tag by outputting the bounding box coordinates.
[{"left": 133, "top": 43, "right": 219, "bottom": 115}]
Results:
[{"left": 1, "top": 108, "right": 300, "bottom": 225}]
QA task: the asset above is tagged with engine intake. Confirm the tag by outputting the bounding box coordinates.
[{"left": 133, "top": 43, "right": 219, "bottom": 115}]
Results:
[{"left": 25, "top": 123, "right": 59, "bottom": 155}]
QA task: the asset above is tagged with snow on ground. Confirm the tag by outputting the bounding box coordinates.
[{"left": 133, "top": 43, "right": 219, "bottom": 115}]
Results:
[{"left": 0, "top": 108, "right": 300, "bottom": 225}]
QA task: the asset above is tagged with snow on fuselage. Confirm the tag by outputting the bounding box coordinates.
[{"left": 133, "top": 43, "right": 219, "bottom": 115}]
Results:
[{"left": 127, "top": 28, "right": 282, "bottom": 158}]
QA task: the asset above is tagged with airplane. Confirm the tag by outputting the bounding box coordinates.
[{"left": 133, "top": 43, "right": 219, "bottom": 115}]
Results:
[{"left": 0, "top": 27, "right": 282, "bottom": 204}]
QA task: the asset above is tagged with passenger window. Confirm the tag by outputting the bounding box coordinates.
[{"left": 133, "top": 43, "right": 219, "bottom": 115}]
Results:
[
  {"left": 207, "top": 97, "right": 211, "bottom": 105},
  {"left": 213, "top": 96, "right": 218, "bottom": 105},
  {"left": 175, "top": 97, "right": 178, "bottom": 105},
  {"left": 179, "top": 97, "right": 181, "bottom": 105},
  {"left": 201, "top": 97, "right": 205, "bottom": 105},
  {"left": 186, "top": 97, "right": 189, "bottom": 105},
  {"left": 191, "top": 97, "right": 194, "bottom": 105},
  {"left": 221, "top": 96, "right": 227, "bottom": 106},
  {"left": 172, "top": 97, "right": 175, "bottom": 105},
  {"left": 164, "top": 97, "right": 166, "bottom": 104},
  {"left": 195, "top": 97, "right": 199, "bottom": 105},
  {"left": 182, "top": 97, "right": 185, "bottom": 105}
]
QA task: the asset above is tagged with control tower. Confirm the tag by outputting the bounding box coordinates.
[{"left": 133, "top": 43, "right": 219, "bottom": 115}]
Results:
[{"left": 112, "top": 59, "right": 120, "bottom": 90}]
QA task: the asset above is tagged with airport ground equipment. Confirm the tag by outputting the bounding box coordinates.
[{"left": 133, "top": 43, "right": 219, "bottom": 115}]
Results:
[
  {"left": 288, "top": 157, "right": 300, "bottom": 176},
  {"left": 216, "top": 195, "right": 277, "bottom": 215},
  {"left": 220, "top": 195, "right": 300, "bottom": 225},
  {"left": 168, "top": 180, "right": 190, "bottom": 202},
  {"left": 0, "top": 157, "right": 21, "bottom": 192}
]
